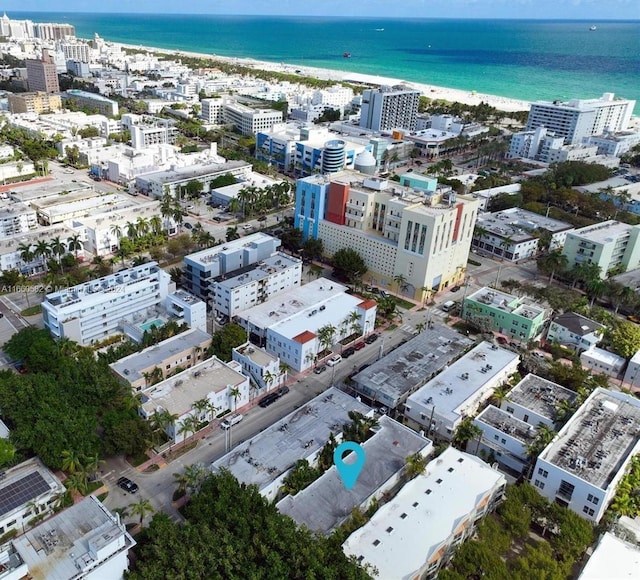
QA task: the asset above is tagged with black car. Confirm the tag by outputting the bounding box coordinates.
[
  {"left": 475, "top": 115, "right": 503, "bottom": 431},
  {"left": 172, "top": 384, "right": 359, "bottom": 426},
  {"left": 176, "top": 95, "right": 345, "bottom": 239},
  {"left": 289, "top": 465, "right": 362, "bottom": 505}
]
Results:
[
  {"left": 343, "top": 347, "right": 356, "bottom": 358},
  {"left": 258, "top": 216, "right": 267, "bottom": 222},
  {"left": 117, "top": 477, "right": 139, "bottom": 494},
  {"left": 259, "top": 393, "right": 279, "bottom": 408},
  {"left": 364, "top": 333, "right": 379, "bottom": 344},
  {"left": 313, "top": 365, "right": 327, "bottom": 374},
  {"left": 277, "top": 386, "right": 290, "bottom": 396}
]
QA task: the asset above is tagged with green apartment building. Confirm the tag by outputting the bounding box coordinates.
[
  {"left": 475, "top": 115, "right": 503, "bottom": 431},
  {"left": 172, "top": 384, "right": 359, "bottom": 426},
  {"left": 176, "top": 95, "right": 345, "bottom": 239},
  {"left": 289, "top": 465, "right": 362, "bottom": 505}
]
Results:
[{"left": 463, "top": 287, "right": 548, "bottom": 341}]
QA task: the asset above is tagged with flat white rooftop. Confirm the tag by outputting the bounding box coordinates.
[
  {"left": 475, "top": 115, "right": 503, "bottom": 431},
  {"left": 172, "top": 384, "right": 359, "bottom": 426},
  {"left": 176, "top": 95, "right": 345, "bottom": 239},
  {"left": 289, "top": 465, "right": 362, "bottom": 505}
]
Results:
[
  {"left": 140, "top": 356, "right": 245, "bottom": 417},
  {"left": 277, "top": 416, "right": 431, "bottom": 535},
  {"left": 211, "top": 388, "right": 371, "bottom": 492},
  {"left": 579, "top": 532, "right": 640, "bottom": 580},
  {"left": 467, "top": 287, "right": 544, "bottom": 318},
  {"left": 217, "top": 253, "right": 300, "bottom": 291},
  {"left": 236, "top": 277, "right": 348, "bottom": 329},
  {"left": 406, "top": 342, "right": 519, "bottom": 423},
  {"left": 343, "top": 448, "right": 505, "bottom": 580},
  {"left": 184, "top": 232, "right": 279, "bottom": 267},
  {"left": 477, "top": 207, "right": 572, "bottom": 242},
  {"left": 540, "top": 388, "right": 640, "bottom": 489},
  {"left": 570, "top": 220, "right": 635, "bottom": 244}
]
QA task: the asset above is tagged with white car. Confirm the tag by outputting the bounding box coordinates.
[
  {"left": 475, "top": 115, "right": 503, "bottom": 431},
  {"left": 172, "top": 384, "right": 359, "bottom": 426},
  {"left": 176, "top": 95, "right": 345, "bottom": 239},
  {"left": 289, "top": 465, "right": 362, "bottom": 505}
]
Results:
[
  {"left": 326, "top": 355, "right": 342, "bottom": 367},
  {"left": 221, "top": 414, "right": 243, "bottom": 429},
  {"left": 242, "top": 224, "right": 253, "bottom": 230}
]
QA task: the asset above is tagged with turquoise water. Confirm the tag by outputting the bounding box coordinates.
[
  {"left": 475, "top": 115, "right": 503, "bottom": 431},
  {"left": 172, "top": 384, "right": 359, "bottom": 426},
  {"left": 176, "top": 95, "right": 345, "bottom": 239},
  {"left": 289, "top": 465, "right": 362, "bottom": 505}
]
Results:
[
  {"left": 140, "top": 319, "right": 164, "bottom": 332},
  {"left": 12, "top": 13, "right": 640, "bottom": 112}
]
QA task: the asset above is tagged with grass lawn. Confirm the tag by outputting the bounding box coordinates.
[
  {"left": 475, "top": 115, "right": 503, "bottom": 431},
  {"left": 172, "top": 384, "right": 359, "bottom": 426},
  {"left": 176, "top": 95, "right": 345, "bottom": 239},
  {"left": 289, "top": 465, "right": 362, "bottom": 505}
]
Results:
[
  {"left": 84, "top": 480, "right": 104, "bottom": 495},
  {"left": 97, "top": 491, "right": 109, "bottom": 502},
  {"left": 395, "top": 297, "right": 415, "bottom": 310},
  {"left": 126, "top": 452, "right": 150, "bottom": 467},
  {"left": 21, "top": 304, "right": 42, "bottom": 316}
]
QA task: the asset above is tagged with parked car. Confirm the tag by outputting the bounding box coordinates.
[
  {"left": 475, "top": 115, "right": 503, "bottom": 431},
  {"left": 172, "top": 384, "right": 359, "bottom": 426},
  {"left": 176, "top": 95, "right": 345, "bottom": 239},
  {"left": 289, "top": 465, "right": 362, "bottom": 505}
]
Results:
[
  {"left": 258, "top": 216, "right": 267, "bottom": 222},
  {"left": 221, "top": 414, "right": 244, "bottom": 429},
  {"left": 259, "top": 393, "right": 279, "bottom": 408},
  {"left": 117, "top": 477, "right": 139, "bottom": 494},
  {"left": 313, "top": 365, "right": 327, "bottom": 374},
  {"left": 354, "top": 341, "right": 365, "bottom": 350},
  {"left": 343, "top": 347, "right": 356, "bottom": 358},
  {"left": 496, "top": 336, "right": 508, "bottom": 344},
  {"left": 364, "top": 333, "right": 379, "bottom": 344},
  {"left": 450, "top": 285, "right": 461, "bottom": 292},
  {"left": 326, "top": 354, "right": 342, "bottom": 367},
  {"left": 184, "top": 222, "right": 193, "bottom": 229},
  {"left": 242, "top": 224, "right": 253, "bottom": 230},
  {"left": 277, "top": 386, "right": 290, "bottom": 396}
]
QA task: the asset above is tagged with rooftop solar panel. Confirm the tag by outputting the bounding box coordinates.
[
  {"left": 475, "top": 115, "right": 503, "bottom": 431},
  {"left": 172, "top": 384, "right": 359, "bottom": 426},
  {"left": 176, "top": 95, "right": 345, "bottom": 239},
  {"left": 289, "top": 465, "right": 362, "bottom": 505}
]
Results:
[{"left": 0, "top": 471, "right": 50, "bottom": 517}]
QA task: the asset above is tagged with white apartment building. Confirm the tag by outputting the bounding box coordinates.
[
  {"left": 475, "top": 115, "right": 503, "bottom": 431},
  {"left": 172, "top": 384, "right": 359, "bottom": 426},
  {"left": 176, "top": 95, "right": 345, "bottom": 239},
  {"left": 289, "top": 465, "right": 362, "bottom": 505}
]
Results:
[
  {"left": 525, "top": 93, "right": 635, "bottom": 145},
  {"left": 235, "top": 278, "right": 377, "bottom": 372},
  {"left": 232, "top": 342, "right": 283, "bottom": 394},
  {"left": 343, "top": 447, "right": 506, "bottom": 580},
  {"left": 139, "top": 356, "right": 250, "bottom": 444},
  {"left": 183, "top": 233, "right": 281, "bottom": 302},
  {"left": 547, "top": 312, "right": 604, "bottom": 353},
  {"left": 502, "top": 374, "right": 578, "bottom": 429},
  {"left": 403, "top": 342, "right": 520, "bottom": 440},
  {"left": 8, "top": 496, "right": 135, "bottom": 580},
  {"left": 359, "top": 86, "right": 420, "bottom": 131},
  {"left": 77, "top": 200, "right": 167, "bottom": 256},
  {"left": 58, "top": 40, "right": 90, "bottom": 62},
  {"left": 623, "top": 350, "right": 640, "bottom": 388},
  {"left": 0, "top": 203, "right": 37, "bottom": 238},
  {"left": 0, "top": 458, "right": 66, "bottom": 540},
  {"left": 223, "top": 101, "right": 283, "bottom": 136},
  {"left": 580, "top": 347, "right": 626, "bottom": 379},
  {"left": 200, "top": 97, "right": 225, "bottom": 124},
  {"left": 473, "top": 207, "right": 573, "bottom": 261},
  {"left": 583, "top": 131, "right": 640, "bottom": 158},
  {"left": 1, "top": 224, "right": 77, "bottom": 275},
  {"left": 30, "top": 190, "right": 128, "bottom": 226},
  {"left": 532, "top": 388, "right": 640, "bottom": 523},
  {"left": 295, "top": 171, "right": 479, "bottom": 299},
  {"left": 135, "top": 160, "right": 252, "bottom": 199},
  {"left": 562, "top": 220, "right": 640, "bottom": 278},
  {"left": 213, "top": 252, "right": 302, "bottom": 319},
  {"left": 311, "top": 85, "right": 354, "bottom": 109},
  {"left": 120, "top": 113, "right": 178, "bottom": 149},
  {"left": 211, "top": 388, "right": 372, "bottom": 501},
  {"left": 42, "top": 262, "right": 175, "bottom": 346}
]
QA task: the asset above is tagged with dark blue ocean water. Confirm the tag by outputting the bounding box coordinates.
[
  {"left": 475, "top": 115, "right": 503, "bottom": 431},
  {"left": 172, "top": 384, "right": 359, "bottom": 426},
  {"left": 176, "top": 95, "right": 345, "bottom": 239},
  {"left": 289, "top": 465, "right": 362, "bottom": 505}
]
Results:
[{"left": 12, "top": 13, "right": 640, "bottom": 112}]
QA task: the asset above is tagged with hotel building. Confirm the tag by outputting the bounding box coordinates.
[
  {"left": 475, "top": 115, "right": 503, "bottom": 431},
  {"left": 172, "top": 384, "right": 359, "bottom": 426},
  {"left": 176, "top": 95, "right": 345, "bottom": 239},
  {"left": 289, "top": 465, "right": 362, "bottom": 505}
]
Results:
[
  {"left": 359, "top": 86, "right": 420, "bottom": 132},
  {"left": 295, "top": 171, "right": 479, "bottom": 299},
  {"left": 525, "top": 93, "right": 635, "bottom": 145}
]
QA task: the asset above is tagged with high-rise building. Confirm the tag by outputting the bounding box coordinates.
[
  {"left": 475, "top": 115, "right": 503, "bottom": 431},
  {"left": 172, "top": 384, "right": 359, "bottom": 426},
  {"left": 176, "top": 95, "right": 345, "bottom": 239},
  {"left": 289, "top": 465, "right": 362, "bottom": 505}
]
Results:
[
  {"left": 34, "top": 21, "right": 75, "bottom": 40},
  {"left": 359, "top": 86, "right": 420, "bottom": 131},
  {"left": 525, "top": 93, "right": 635, "bottom": 145},
  {"left": 8, "top": 91, "right": 62, "bottom": 114},
  {"left": 294, "top": 170, "right": 479, "bottom": 299},
  {"left": 25, "top": 49, "right": 59, "bottom": 93}
]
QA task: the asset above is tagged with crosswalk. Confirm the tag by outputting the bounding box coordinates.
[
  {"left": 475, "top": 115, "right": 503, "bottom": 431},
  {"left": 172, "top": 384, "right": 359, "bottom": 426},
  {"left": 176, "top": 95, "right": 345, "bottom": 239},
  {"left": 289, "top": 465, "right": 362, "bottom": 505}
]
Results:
[{"left": 400, "top": 324, "right": 418, "bottom": 335}]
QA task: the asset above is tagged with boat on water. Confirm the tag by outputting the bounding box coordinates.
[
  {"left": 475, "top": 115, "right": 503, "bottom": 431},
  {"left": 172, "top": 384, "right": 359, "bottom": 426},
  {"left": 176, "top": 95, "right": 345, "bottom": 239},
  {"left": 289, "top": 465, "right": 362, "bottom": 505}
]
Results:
[
  {"left": 589, "top": 25, "right": 597, "bottom": 31},
  {"left": 343, "top": 52, "right": 351, "bottom": 58},
  {"left": 375, "top": 28, "right": 384, "bottom": 31}
]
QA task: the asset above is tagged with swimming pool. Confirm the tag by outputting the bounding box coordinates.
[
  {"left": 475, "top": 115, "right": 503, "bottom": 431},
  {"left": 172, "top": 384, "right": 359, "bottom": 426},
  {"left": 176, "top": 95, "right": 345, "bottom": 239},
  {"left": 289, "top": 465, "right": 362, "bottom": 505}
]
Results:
[{"left": 139, "top": 319, "right": 164, "bottom": 333}]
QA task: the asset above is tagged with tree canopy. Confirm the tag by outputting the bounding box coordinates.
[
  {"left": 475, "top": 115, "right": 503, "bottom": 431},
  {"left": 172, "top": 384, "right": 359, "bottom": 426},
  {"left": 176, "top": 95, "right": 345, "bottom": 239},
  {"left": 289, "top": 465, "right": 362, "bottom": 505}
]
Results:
[
  {"left": 332, "top": 248, "right": 367, "bottom": 283},
  {"left": 208, "top": 324, "right": 247, "bottom": 362},
  {"left": 0, "top": 328, "right": 150, "bottom": 468},
  {"left": 128, "top": 470, "right": 371, "bottom": 579}
]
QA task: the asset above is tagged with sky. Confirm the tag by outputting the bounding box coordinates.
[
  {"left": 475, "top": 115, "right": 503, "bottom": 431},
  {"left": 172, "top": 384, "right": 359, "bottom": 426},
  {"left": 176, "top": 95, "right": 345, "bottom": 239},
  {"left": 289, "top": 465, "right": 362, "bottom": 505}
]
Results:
[{"left": 4, "top": 0, "right": 640, "bottom": 20}]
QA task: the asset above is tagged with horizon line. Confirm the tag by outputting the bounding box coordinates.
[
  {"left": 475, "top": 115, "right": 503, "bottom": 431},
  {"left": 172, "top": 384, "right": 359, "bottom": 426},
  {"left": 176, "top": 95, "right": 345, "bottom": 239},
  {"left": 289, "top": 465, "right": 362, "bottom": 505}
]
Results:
[{"left": 4, "top": 12, "right": 640, "bottom": 22}]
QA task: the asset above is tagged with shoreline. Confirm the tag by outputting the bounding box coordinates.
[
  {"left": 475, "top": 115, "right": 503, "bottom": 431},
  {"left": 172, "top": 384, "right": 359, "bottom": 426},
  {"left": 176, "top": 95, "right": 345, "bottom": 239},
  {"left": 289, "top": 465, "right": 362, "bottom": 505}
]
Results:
[{"left": 116, "top": 42, "right": 532, "bottom": 113}]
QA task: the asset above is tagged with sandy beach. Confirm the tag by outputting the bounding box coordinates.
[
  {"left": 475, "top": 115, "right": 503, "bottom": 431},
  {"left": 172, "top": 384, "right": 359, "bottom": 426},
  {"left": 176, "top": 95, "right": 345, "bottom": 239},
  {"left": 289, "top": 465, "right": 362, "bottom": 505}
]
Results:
[{"left": 118, "top": 42, "right": 532, "bottom": 114}]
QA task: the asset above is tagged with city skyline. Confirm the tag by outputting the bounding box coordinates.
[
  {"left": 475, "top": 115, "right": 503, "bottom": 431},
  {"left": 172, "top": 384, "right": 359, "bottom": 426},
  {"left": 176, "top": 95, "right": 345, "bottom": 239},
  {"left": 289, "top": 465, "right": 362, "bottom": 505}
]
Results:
[{"left": 4, "top": 0, "right": 639, "bottom": 20}]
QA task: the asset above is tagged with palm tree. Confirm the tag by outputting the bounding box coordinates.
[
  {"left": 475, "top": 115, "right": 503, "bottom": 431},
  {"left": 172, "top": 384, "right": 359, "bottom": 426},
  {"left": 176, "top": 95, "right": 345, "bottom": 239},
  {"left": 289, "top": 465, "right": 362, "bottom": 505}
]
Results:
[
  {"left": 393, "top": 274, "right": 407, "bottom": 296},
  {"left": 61, "top": 449, "right": 83, "bottom": 474},
  {"left": 66, "top": 234, "right": 83, "bottom": 259},
  {"left": 347, "top": 310, "right": 362, "bottom": 336},
  {"left": 263, "top": 371, "right": 277, "bottom": 391},
  {"left": 50, "top": 236, "right": 66, "bottom": 265},
  {"left": 129, "top": 498, "right": 154, "bottom": 526},
  {"left": 420, "top": 285, "right": 434, "bottom": 307},
  {"left": 525, "top": 423, "right": 557, "bottom": 462},
  {"left": 317, "top": 324, "right": 337, "bottom": 355},
  {"left": 136, "top": 217, "right": 150, "bottom": 237},
  {"left": 149, "top": 215, "right": 163, "bottom": 236},
  {"left": 125, "top": 221, "right": 138, "bottom": 240},
  {"left": 452, "top": 418, "right": 481, "bottom": 450},
  {"left": 110, "top": 224, "right": 123, "bottom": 249},
  {"left": 537, "top": 250, "right": 568, "bottom": 284},
  {"left": 178, "top": 414, "right": 200, "bottom": 443},
  {"left": 226, "top": 226, "right": 240, "bottom": 241},
  {"left": 415, "top": 321, "right": 426, "bottom": 333},
  {"left": 192, "top": 398, "right": 210, "bottom": 421},
  {"left": 17, "top": 243, "right": 34, "bottom": 273},
  {"left": 34, "top": 239, "right": 51, "bottom": 271},
  {"left": 405, "top": 452, "right": 428, "bottom": 479},
  {"left": 279, "top": 362, "right": 291, "bottom": 385},
  {"left": 229, "top": 386, "right": 242, "bottom": 411},
  {"left": 65, "top": 471, "right": 88, "bottom": 496}
]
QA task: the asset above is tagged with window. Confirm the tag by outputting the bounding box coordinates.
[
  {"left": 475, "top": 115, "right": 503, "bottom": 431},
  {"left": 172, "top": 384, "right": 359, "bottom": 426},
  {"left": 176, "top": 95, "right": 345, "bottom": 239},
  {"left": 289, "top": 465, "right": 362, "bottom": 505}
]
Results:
[
  {"left": 372, "top": 539, "right": 380, "bottom": 546},
  {"left": 558, "top": 480, "right": 575, "bottom": 501},
  {"left": 582, "top": 506, "right": 594, "bottom": 517},
  {"left": 494, "top": 434, "right": 499, "bottom": 441},
  {"left": 400, "top": 513, "right": 407, "bottom": 519},
  {"left": 538, "top": 468, "right": 548, "bottom": 478},
  {"left": 448, "top": 467, "right": 454, "bottom": 473},
  {"left": 587, "top": 494, "right": 599, "bottom": 505},
  {"left": 506, "top": 406, "right": 514, "bottom": 414},
  {"left": 436, "top": 479, "right": 442, "bottom": 484},
  {"left": 412, "top": 502, "right": 419, "bottom": 507},
  {"left": 386, "top": 527, "right": 394, "bottom": 533},
  {"left": 523, "top": 414, "right": 529, "bottom": 423},
  {"left": 501, "top": 438, "right": 506, "bottom": 444},
  {"left": 534, "top": 479, "right": 545, "bottom": 490},
  {"left": 425, "top": 489, "right": 432, "bottom": 495}
]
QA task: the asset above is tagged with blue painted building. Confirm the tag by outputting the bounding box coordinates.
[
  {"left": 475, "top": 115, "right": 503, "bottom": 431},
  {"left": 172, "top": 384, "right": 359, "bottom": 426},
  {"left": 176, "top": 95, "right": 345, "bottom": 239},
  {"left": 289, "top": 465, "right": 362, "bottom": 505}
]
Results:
[{"left": 294, "top": 175, "right": 330, "bottom": 241}]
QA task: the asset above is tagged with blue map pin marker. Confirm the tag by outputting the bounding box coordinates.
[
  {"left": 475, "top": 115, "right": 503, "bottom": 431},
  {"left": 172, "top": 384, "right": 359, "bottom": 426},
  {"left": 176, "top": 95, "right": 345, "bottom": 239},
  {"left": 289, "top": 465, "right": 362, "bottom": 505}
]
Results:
[{"left": 334, "top": 441, "right": 366, "bottom": 490}]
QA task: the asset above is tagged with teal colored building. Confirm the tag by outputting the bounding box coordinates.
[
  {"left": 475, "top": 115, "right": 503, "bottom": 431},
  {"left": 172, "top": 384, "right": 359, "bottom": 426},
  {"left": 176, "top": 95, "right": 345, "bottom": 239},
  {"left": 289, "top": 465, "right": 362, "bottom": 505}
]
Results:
[
  {"left": 462, "top": 287, "right": 548, "bottom": 341},
  {"left": 398, "top": 173, "right": 437, "bottom": 193}
]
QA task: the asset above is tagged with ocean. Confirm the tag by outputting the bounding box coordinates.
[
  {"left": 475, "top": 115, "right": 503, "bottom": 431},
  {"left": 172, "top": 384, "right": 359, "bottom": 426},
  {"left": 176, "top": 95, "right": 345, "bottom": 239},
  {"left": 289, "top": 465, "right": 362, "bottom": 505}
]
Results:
[{"left": 11, "top": 13, "right": 640, "bottom": 112}]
